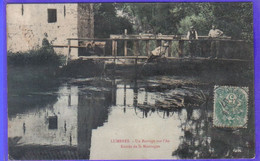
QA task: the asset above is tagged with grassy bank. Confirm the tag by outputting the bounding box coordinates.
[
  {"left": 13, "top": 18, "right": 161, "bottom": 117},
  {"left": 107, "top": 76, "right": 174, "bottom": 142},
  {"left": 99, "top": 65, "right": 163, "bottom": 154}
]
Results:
[{"left": 7, "top": 46, "right": 65, "bottom": 66}]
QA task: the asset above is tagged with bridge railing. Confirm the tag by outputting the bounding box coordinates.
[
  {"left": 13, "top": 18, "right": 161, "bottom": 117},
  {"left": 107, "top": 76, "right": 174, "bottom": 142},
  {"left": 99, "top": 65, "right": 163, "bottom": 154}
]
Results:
[{"left": 61, "top": 34, "right": 252, "bottom": 65}]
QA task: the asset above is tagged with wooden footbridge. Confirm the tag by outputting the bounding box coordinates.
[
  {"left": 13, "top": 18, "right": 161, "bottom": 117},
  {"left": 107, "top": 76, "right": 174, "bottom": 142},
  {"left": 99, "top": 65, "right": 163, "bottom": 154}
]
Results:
[{"left": 52, "top": 32, "right": 252, "bottom": 66}]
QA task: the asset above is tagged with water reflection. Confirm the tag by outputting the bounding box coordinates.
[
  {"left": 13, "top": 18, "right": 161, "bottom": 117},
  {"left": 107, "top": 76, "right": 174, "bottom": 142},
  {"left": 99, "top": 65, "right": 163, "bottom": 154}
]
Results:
[
  {"left": 8, "top": 76, "right": 254, "bottom": 160},
  {"left": 77, "top": 83, "right": 112, "bottom": 159},
  {"left": 9, "top": 85, "right": 79, "bottom": 159}
]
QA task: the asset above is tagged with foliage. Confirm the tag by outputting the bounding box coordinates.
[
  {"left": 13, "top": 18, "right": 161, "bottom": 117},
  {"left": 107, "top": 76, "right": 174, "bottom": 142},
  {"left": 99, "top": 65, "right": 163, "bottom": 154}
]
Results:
[
  {"left": 211, "top": 3, "right": 253, "bottom": 40},
  {"left": 115, "top": 3, "right": 253, "bottom": 41},
  {"left": 178, "top": 14, "right": 210, "bottom": 36},
  {"left": 7, "top": 46, "right": 65, "bottom": 66},
  {"left": 94, "top": 3, "right": 133, "bottom": 38}
]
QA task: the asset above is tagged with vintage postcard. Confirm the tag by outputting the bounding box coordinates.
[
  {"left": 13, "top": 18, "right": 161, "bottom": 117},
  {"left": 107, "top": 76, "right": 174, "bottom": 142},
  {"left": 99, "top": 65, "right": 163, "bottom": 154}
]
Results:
[{"left": 6, "top": 2, "right": 255, "bottom": 160}]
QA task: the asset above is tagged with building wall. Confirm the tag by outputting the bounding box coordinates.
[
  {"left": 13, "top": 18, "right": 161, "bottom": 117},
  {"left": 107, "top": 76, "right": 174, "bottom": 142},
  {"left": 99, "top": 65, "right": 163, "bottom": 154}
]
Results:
[
  {"left": 7, "top": 3, "right": 94, "bottom": 59},
  {"left": 77, "top": 4, "right": 94, "bottom": 56},
  {"left": 78, "top": 4, "right": 94, "bottom": 38}
]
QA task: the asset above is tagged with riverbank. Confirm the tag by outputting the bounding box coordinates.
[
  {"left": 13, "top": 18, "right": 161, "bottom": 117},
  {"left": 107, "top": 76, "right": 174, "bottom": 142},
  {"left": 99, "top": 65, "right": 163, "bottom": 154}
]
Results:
[{"left": 57, "top": 58, "right": 253, "bottom": 83}]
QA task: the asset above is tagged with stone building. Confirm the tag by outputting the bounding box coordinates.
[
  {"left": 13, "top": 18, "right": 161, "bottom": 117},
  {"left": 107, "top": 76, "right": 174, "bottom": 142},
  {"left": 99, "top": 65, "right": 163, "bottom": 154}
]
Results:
[{"left": 6, "top": 3, "right": 94, "bottom": 59}]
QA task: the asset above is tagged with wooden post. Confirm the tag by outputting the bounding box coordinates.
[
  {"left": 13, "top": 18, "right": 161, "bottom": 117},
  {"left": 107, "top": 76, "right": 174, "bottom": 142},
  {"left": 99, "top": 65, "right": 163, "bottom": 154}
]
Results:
[
  {"left": 133, "top": 40, "right": 138, "bottom": 65},
  {"left": 66, "top": 40, "right": 71, "bottom": 65},
  {"left": 144, "top": 90, "right": 148, "bottom": 105},
  {"left": 112, "top": 40, "right": 115, "bottom": 56},
  {"left": 68, "top": 85, "right": 71, "bottom": 106},
  {"left": 178, "top": 40, "right": 184, "bottom": 57},
  {"left": 124, "top": 41, "right": 127, "bottom": 56},
  {"left": 112, "top": 40, "right": 117, "bottom": 64},
  {"left": 124, "top": 83, "right": 126, "bottom": 107},
  {"left": 102, "top": 42, "right": 106, "bottom": 56},
  {"left": 133, "top": 79, "right": 138, "bottom": 107},
  {"left": 145, "top": 40, "right": 150, "bottom": 56},
  {"left": 168, "top": 41, "right": 172, "bottom": 57},
  {"left": 133, "top": 40, "right": 138, "bottom": 56},
  {"left": 124, "top": 29, "right": 127, "bottom": 56},
  {"left": 112, "top": 79, "right": 116, "bottom": 105},
  {"left": 115, "top": 40, "right": 118, "bottom": 56}
]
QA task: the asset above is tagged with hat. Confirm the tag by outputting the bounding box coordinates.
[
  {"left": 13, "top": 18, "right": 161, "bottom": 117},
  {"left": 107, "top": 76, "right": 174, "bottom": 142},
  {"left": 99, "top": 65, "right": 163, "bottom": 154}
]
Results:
[{"left": 190, "top": 26, "right": 194, "bottom": 29}]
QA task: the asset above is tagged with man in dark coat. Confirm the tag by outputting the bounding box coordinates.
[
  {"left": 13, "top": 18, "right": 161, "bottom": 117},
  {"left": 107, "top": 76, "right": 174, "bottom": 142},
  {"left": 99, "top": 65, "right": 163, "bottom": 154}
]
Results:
[{"left": 187, "top": 26, "right": 198, "bottom": 57}]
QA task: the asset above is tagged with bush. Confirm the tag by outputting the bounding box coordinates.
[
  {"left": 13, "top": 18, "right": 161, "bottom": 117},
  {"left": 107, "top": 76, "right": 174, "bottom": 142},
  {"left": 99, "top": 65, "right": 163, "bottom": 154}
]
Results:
[
  {"left": 7, "top": 46, "right": 65, "bottom": 66},
  {"left": 177, "top": 14, "right": 211, "bottom": 36}
]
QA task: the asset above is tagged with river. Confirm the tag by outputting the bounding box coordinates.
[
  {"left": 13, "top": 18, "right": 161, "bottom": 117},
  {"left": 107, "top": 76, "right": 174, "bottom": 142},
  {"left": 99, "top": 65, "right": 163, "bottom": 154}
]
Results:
[{"left": 8, "top": 65, "right": 254, "bottom": 160}]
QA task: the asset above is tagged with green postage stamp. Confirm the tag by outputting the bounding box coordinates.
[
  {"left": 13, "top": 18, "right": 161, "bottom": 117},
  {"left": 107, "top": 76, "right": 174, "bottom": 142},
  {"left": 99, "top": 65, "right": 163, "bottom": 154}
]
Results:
[{"left": 213, "top": 86, "right": 249, "bottom": 128}]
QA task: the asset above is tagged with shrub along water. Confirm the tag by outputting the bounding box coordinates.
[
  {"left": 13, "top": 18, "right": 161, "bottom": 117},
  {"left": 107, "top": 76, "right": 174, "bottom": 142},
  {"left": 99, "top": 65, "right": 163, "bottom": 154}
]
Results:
[
  {"left": 8, "top": 46, "right": 66, "bottom": 116},
  {"left": 7, "top": 46, "right": 65, "bottom": 66}
]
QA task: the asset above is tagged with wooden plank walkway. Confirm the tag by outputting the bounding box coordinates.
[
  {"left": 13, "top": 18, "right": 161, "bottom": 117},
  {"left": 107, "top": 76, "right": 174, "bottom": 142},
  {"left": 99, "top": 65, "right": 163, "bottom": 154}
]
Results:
[{"left": 78, "top": 56, "right": 252, "bottom": 62}]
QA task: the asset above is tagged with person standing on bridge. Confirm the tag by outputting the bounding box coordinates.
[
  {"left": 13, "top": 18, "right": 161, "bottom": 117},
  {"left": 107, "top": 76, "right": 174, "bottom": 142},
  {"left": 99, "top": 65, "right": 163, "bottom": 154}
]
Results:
[
  {"left": 187, "top": 26, "right": 198, "bottom": 57},
  {"left": 208, "top": 25, "right": 224, "bottom": 59}
]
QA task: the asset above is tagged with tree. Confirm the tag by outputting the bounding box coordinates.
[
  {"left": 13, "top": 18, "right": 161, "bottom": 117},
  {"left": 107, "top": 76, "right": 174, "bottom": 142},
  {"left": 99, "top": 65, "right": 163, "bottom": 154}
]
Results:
[
  {"left": 94, "top": 3, "right": 133, "bottom": 38},
  {"left": 211, "top": 2, "right": 253, "bottom": 40},
  {"left": 115, "top": 3, "right": 253, "bottom": 41}
]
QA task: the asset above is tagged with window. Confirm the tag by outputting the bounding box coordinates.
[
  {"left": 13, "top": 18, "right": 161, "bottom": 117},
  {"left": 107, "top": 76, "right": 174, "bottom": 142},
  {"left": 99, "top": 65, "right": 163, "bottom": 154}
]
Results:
[
  {"left": 47, "top": 9, "right": 57, "bottom": 23},
  {"left": 48, "top": 116, "right": 58, "bottom": 129}
]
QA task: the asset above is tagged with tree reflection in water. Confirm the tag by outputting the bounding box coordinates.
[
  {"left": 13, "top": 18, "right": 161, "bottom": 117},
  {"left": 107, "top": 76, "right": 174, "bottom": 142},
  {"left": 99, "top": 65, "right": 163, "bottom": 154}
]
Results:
[
  {"left": 129, "top": 80, "right": 253, "bottom": 159},
  {"left": 8, "top": 76, "right": 254, "bottom": 159},
  {"left": 172, "top": 97, "right": 254, "bottom": 159}
]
